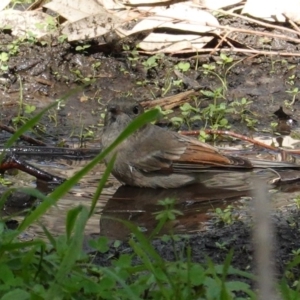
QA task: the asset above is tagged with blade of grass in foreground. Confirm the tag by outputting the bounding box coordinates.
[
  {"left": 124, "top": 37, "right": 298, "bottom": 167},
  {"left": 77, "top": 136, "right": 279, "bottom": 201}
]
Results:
[
  {"left": 88, "top": 153, "right": 116, "bottom": 217},
  {"left": 18, "top": 108, "right": 160, "bottom": 232}
]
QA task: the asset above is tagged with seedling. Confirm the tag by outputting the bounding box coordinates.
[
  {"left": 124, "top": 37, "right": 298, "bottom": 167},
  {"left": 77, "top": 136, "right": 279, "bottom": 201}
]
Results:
[
  {"left": 75, "top": 44, "right": 91, "bottom": 53},
  {"left": 216, "top": 53, "right": 233, "bottom": 68},
  {"left": 293, "top": 195, "right": 300, "bottom": 209},
  {"left": 0, "top": 52, "right": 9, "bottom": 71},
  {"left": 170, "top": 102, "right": 201, "bottom": 129},
  {"left": 214, "top": 205, "right": 237, "bottom": 225},
  {"left": 123, "top": 45, "right": 140, "bottom": 68},
  {"left": 198, "top": 130, "right": 210, "bottom": 142},
  {"left": 175, "top": 61, "right": 190, "bottom": 72},
  {"left": 285, "top": 87, "right": 300, "bottom": 107}
]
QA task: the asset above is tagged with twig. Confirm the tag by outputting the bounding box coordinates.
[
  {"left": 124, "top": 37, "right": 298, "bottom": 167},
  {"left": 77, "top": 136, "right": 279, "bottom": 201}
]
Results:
[
  {"left": 0, "top": 123, "right": 47, "bottom": 146},
  {"left": 213, "top": 8, "right": 300, "bottom": 37},
  {"left": 142, "top": 47, "right": 300, "bottom": 57},
  {"left": 283, "top": 13, "right": 300, "bottom": 34},
  {"left": 211, "top": 30, "right": 232, "bottom": 55},
  {"left": 141, "top": 90, "right": 198, "bottom": 110},
  {"left": 207, "top": 22, "right": 300, "bottom": 44},
  {"left": 180, "top": 129, "right": 300, "bottom": 156},
  {"left": 179, "top": 129, "right": 281, "bottom": 151}
]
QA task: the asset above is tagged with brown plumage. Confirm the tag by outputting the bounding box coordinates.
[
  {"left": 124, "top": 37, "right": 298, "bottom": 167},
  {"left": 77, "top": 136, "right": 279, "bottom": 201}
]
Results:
[{"left": 101, "top": 98, "right": 298, "bottom": 188}]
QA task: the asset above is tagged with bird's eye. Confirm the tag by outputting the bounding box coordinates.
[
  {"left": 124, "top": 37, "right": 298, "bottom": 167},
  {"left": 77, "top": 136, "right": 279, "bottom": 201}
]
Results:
[{"left": 132, "top": 105, "right": 139, "bottom": 114}]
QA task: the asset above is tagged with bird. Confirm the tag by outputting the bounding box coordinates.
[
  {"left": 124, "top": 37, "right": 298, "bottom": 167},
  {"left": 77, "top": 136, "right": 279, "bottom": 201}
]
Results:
[{"left": 101, "top": 98, "right": 299, "bottom": 188}]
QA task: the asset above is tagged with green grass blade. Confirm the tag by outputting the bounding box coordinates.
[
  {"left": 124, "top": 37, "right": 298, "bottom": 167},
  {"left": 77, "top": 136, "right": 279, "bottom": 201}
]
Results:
[
  {"left": 101, "top": 267, "right": 141, "bottom": 300},
  {"left": 89, "top": 153, "right": 116, "bottom": 218},
  {"left": 55, "top": 206, "right": 89, "bottom": 282},
  {"left": 66, "top": 205, "right": 84, "bottom": 240}
]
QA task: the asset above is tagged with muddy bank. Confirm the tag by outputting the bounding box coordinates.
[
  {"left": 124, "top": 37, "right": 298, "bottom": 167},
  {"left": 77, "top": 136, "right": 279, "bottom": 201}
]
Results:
[{"left": 91, "top": 206, "right": 300, "bottom": 285}]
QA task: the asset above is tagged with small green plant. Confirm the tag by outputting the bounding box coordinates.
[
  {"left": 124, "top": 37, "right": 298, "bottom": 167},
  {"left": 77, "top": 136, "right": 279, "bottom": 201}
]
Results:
[
  {"left": 285, "top": 87, "right": 300, "bottom": 107},
  {"left": 293, "top": 195, "right": 300, "bottom": 209},
  {"left": 215, "top": 241, "right": 228, "bottom": 250},
  {"left": 7, "top": 39, "right": 20, "bottom": 56},
  {"left": 270, "top": 121, "right": 279, "bottom": 133},
  {"left": 123, "top": 45, "right": 140, "bottom": 67},
  {"left": 292, "top": 248, "right": 300, "bottom": 256},
  {"left": 0, "top": 52, "right": 9, "bottom": 71},
  {"left": 169, "top": 102, "right": 201, "bottom": 129},
  {"left": 201, "top": 87, "right": 226, "bottom": 100},
  {"left": 12, "top": 103, "right": 36, "bottom": 126},
  {"left": 58, "top": 34, "right": 68, "bottom": 44},
  {"left": 75, "top": 44, "right": 91, "bottom": 52},
  {"left": 201, "top": 62, "right": 228, "bottom": 95},
  {"left": 175, "top": 61, "right": 190, "bottom": 72},
  {"left": 11, "top": 78, "right": 37, "bottom": 127},
  {"left": 214, "top": 205, "right": 237, "bottom": 225},
  {"left": 152, "top": 105, "right": 173, "bottom": 119},
  {"left": 230, "top": 97, "right": 258, "bottom": 129},
  {"left": 142, "top": 53, "right": 164, "bottom": 71},
  {"left": 25, "top": 31, "right": 38, "bottom": 44},
  {"left": 201, "top": 102, "right": 233, "bottom": 130},
  {"left": 71, "top": 69, "right": 95, "bottom": 84},
  {"left": 216, "top": 53, "right": 233, "bottom": 68},
  {"left": 284, "top": 73, "right": 300, "bottom": 108},
  {"left": 198, "top": 130, "right": 210, "bottom": 142}
]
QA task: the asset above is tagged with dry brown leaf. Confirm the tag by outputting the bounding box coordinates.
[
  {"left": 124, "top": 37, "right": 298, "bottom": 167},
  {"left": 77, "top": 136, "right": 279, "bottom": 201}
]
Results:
[
  {"left": 62, "top": 10, "right": 122, "bottom": 41},
  {"left": 242, "top": 0, "right": 300, "bottom": 23},
  {"left": 97, "top": 0, "right": 128, "bottom": 10},
  {"left": 139, "top": 32, "right": 214, "bottom": 52},
  {"left": 122, "top": 0, "right": 169, "bottom": 5},
  {"left": 0, "top": 9, "right": 54, "bottom": 38},
  {"left": 117, "top": 3, "right": 219, "bottom": 36},
  {"left": 194, "top": 0, "right": 243, "bottom": 9},
  {"left": 44, "top": 0, "right": 103, "bottom": 22},
  {"left": 0, "top": 0, "right": 11, "bottom": 12}
]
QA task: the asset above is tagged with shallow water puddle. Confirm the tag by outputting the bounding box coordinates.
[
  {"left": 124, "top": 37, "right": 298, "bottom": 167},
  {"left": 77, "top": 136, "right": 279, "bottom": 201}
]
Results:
[{"left": 3, "top": 155, "right": 300, "bottom": 241}]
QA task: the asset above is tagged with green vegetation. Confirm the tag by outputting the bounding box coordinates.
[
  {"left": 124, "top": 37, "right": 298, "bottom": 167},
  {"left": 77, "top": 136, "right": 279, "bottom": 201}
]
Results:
[
  {"left": 284, "top": 74, "right": 300, "bottom": 108},
  {"left": 1, "top": 104, "right": 300, "bottom": 299},
  {"left": 118, "top": 50, "right": 260, "bottom": 138},
  {"left": 213, "top": 205, "right": 237, "bottom": 225}
]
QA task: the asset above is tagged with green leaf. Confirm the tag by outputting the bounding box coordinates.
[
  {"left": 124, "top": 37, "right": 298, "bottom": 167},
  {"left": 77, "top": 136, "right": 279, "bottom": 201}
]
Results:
[
  {"left": 219, "top": 118, "right": 228, "bottom": 126},
  {"left": 89, "top": 237, "right": 109, "bottom": 253},
  {"left": 66, "top": 206, "right": 83, "bottom": 240},
  {"left": 176, "top": 62, "right": 190, "bottom": 72},
  {"left": 1, "top": 289, "right": 30, "bottom": 300},
  {"left": 180, "top": 103, "right": 193, "bottom": 112},
  {"left": 200, "top": 90, "right": 215, "bottom": 98},
  {"left": 54, "top": 206, "right": 88, "bottom": 284}
]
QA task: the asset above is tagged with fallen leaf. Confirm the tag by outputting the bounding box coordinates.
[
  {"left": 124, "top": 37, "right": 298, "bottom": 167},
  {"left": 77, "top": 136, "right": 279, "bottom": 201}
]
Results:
[
  {"left": 0, "top": 9, "right": 55, "bottom": 38},
  {"left": 0, "top": 0, "right": 10, "bottom": 12},
  {"left": 44, "top": 0, "right": 103, "bottom": 22}
]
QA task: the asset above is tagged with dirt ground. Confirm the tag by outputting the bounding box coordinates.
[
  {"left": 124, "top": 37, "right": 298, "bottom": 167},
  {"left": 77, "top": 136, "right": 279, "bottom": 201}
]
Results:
[{"left": 1, "top": 14, "right": 300, "bottom": 284}]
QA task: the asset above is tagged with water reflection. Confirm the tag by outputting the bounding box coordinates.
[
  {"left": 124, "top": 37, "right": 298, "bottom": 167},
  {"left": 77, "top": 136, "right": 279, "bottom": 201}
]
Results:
[
  {"left": 100, "top": 183, "right": 252, "bottom": 240},
  {"left": 2, "top": 161, "right": 300, "bottom": 241}
]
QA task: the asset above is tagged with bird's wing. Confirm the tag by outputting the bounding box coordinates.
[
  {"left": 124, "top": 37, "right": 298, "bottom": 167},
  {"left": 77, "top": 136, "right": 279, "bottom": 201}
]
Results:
[
  {"left": 131, "top": 126, "right": 253, "bottom": 173},
  {"left": 174, "top": 135, "right": 253, "bottom": 170}
]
